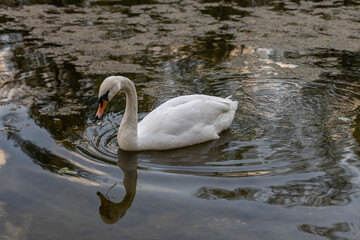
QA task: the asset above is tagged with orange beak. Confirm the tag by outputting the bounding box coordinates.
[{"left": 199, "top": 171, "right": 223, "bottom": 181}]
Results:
[{"left": 95, "top": 100, "right": 108, "bottom": 120}]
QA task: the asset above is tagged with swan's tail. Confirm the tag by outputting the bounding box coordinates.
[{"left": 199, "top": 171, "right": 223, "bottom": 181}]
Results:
[{"left": 225, "top": 95, "right": 238, "bottom": 111}]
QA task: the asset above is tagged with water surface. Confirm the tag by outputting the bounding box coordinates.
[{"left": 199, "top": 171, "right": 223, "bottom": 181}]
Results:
[{"left": 0, "top": 0, "right": 360, "bottom": 239}]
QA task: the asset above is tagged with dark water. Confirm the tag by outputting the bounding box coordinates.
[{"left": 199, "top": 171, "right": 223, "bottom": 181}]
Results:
[{"left": 1, "top": 0, "right": 360, "bottom": 239}]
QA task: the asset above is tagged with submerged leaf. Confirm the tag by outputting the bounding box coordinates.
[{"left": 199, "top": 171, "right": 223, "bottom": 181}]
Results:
[
  {"left": 58, "top": 167, "right": 78, "bottom": 175},
  {"left": 338, "top": 117, "right": 351, "bottom": 123}
]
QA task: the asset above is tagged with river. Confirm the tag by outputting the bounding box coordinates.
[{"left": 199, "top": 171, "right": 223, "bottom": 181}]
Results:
[{"left": 0, "top": 0, "right": 360, "bottom": 239}]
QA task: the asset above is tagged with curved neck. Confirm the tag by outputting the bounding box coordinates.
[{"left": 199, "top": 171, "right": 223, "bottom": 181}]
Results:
[{"left": 117, "top": 78, "right": 138, "bottom": 151}]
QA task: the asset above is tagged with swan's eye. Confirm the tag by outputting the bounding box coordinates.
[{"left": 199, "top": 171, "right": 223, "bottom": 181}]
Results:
[{"left": 98, "top": 91, "right": 110, "bottom": 107}]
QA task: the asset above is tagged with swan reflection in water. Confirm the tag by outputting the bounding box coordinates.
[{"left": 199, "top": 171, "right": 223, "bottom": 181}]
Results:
[
  {"left": 96, "top": 132, "right": 232, "bottom": 224},
  {"left": 97, "top": 150, "right": 138, "bottom": 224}
]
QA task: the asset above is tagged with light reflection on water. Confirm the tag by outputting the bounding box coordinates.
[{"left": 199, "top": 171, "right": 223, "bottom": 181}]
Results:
[{"left": 0, "top": 0, "right": 360, "bottom": 239}]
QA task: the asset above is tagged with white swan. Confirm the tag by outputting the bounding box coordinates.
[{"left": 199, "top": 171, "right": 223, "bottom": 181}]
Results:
[{"left": 95, "top": 76, "right": 238, "bottom": 151}]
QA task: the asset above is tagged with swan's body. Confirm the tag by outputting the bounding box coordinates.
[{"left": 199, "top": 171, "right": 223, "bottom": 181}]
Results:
[{"left": 95, "top": 76, "right": 238, "bottom": 151}]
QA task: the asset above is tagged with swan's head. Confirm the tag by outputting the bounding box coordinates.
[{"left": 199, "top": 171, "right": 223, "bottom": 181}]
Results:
[
  {"left": 97, "top": 191, "right": 126, "bottom": 224},
  {"left": 95, "top": 76, "right": 122, "bottom": 120}
]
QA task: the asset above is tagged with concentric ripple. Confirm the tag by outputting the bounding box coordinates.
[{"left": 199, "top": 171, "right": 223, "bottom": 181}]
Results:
[
  {"left": 74, "top": 73, "right": 360, "bottom": 187},
  {"left": 77, "top": 110, "right": 278, "bottom": 178},
  {"left": 75, "top": 115, "right": 121, "bottom": 165}
]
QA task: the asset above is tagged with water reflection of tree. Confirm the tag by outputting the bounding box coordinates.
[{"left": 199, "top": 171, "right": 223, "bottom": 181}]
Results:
[
  {"left": 201, "top": 6, "right": 250, "bottom": 21},
  {"left": 298, "top": 222, "right": 360, "bottom": 240},
  {"left": 201, "top": 0, "right": 359, "bottom": 8},
  {"left": 310, "top": 49, "right": 360, "bottom": 147},
  {"left": 0, "top": 31, "right": 90, "bottom": 140},
  {"left": 139, "top": 32, "right": 240, "bottom": 75},
  {"left": 7, "top": 132, "right": 97, "bottom": 179},
  {"left": 24, "top": 60, "right": 89, "bottom": 141},
  {"left": 193, "top": 49, "right": 360, "bottom": 208},
  {"left": 195, "top": 174, "right": 352, "bottom": 207},
  {"left": 0, "top": 0, "right": 84, "bottom": 7}
]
